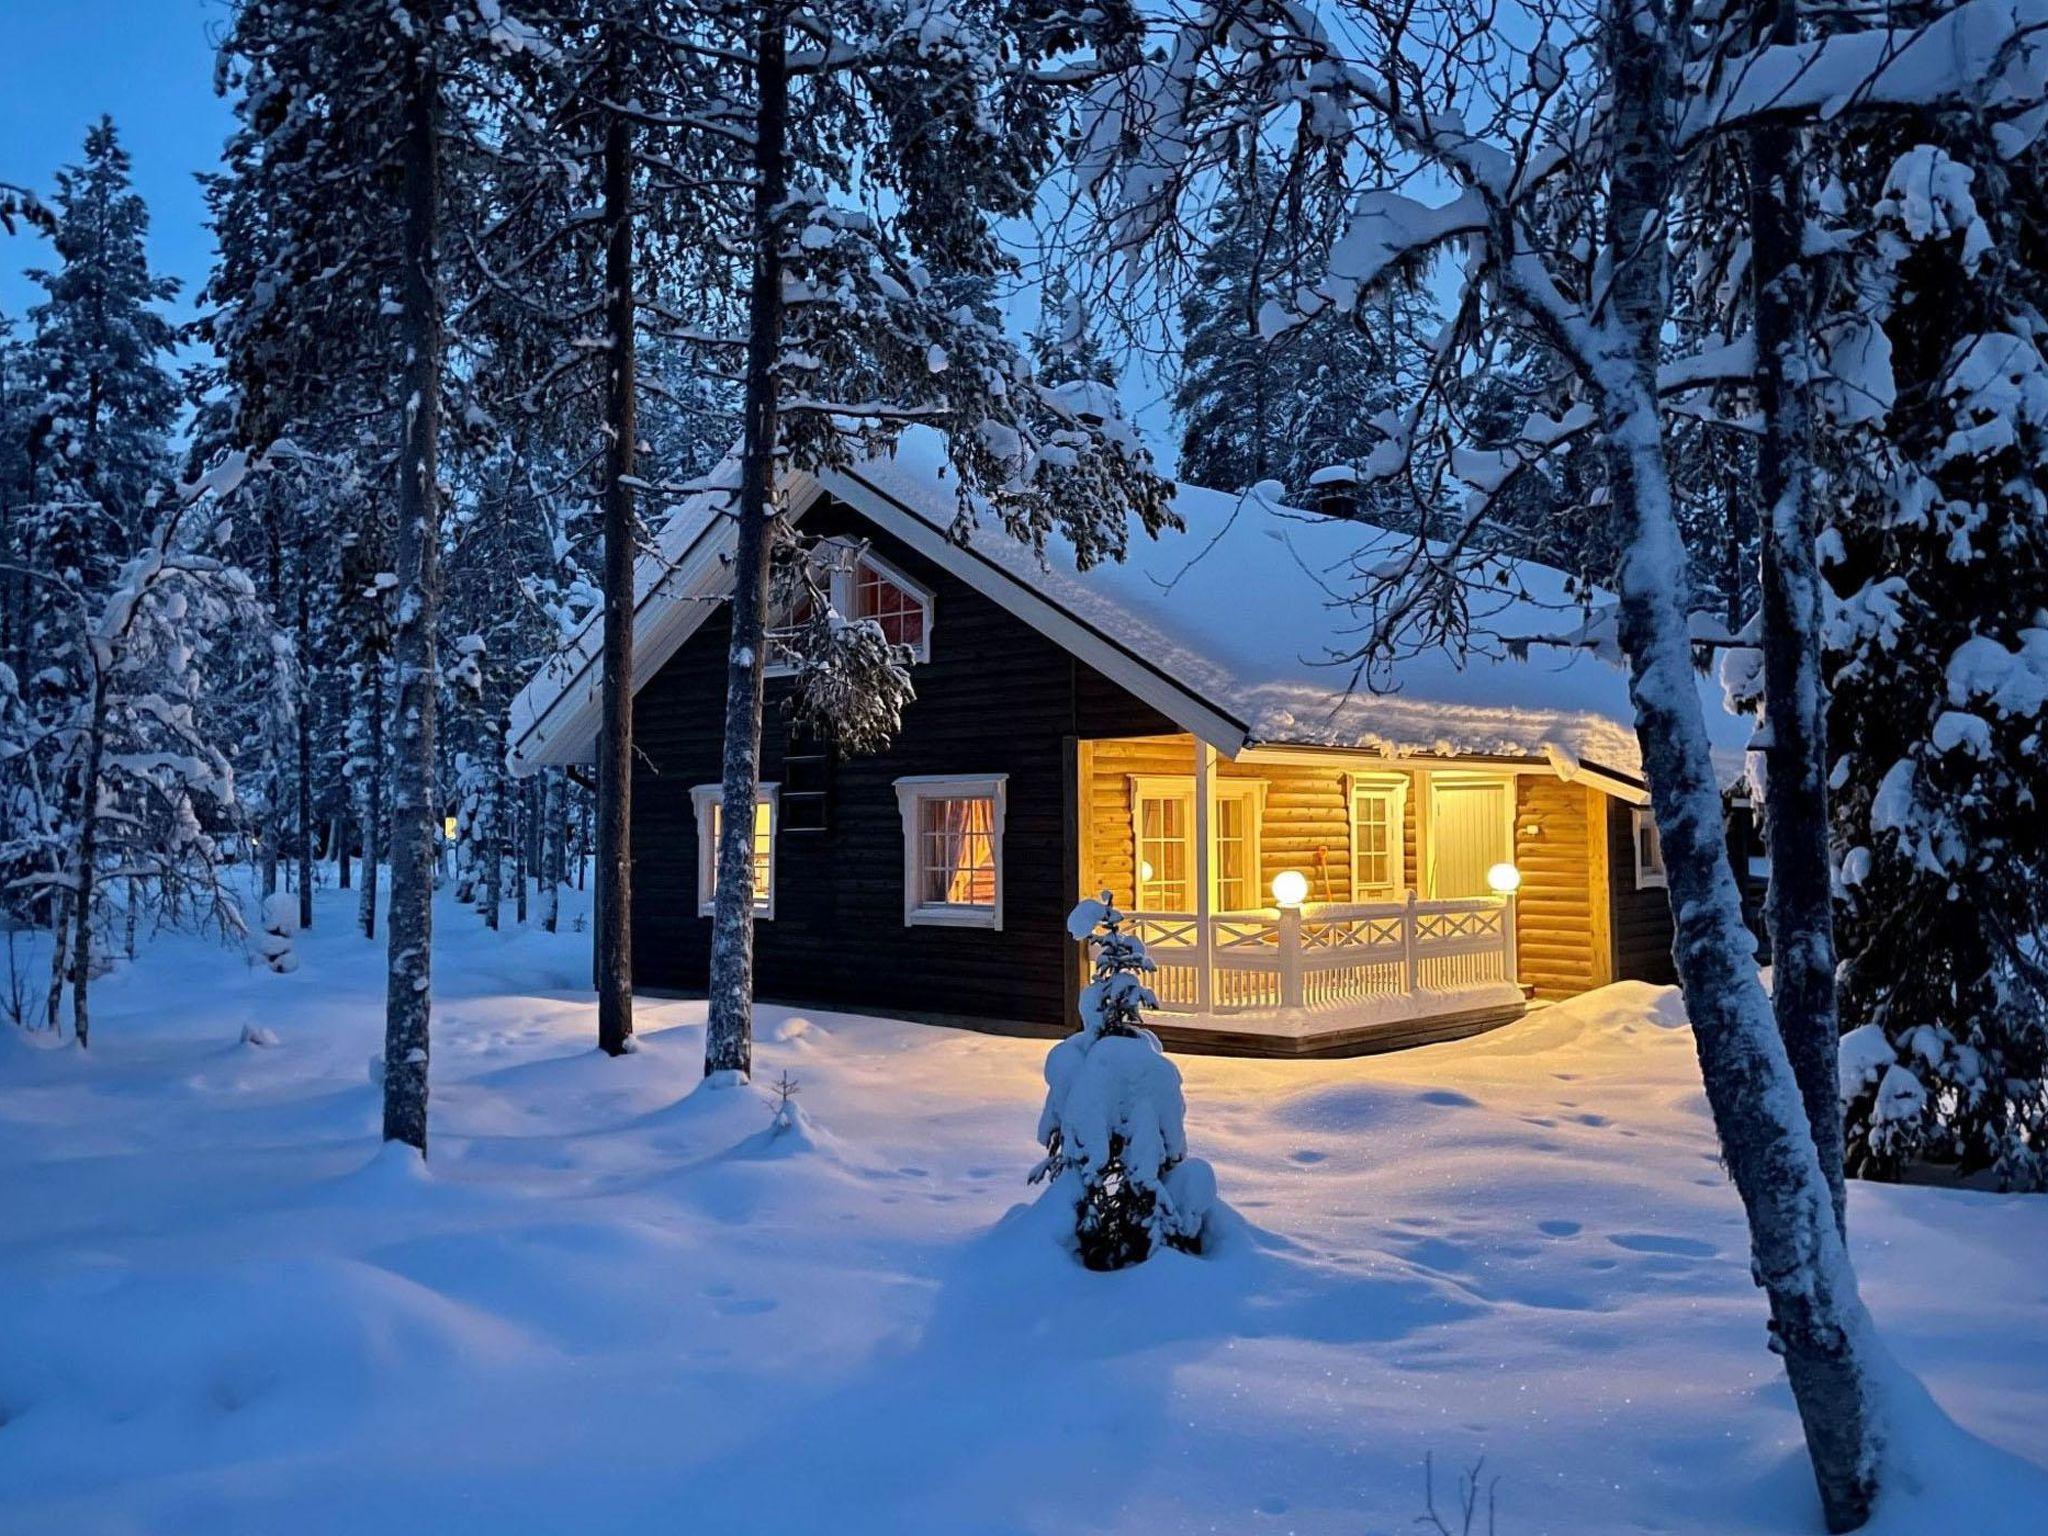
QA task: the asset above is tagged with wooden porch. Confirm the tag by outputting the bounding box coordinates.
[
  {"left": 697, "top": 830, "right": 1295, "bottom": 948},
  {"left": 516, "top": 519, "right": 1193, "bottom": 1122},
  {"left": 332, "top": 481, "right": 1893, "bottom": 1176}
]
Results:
[
  {"left": 1126, "top": 895, "right": 1526, "bottom": 1056},
  {"left": 1073, "top": 732, "right": 1625, "bottom": 1054}
]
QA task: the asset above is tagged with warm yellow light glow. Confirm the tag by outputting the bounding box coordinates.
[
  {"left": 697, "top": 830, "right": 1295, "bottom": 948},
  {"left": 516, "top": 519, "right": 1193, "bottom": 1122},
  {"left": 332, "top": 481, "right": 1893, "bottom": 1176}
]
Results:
[
  {"left": 1486, "top": 861, "right": 1523, "bottom": 894},
  {"left": 443, "top": 816, "right": 459, "bottom": 840},
  {"left": 1271, "top": 869, "right": 1309, "bottom": 908},
  {"left": 1138, "top": 860, "right": 1155, "bottom": 883}
]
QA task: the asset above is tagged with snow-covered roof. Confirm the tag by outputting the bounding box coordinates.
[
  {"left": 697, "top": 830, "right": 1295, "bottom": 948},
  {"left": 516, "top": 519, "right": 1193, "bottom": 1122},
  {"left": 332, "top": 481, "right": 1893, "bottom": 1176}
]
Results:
[{"left": 507, "top": 434, "right": 1751, "bottom": 792}]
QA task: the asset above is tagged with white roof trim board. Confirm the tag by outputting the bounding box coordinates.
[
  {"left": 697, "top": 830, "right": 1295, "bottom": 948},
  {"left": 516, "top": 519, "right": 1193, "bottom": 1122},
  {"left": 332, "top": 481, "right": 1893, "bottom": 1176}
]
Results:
[{"left": 507, "top": 434, "right": 1749, "bottom": 793}]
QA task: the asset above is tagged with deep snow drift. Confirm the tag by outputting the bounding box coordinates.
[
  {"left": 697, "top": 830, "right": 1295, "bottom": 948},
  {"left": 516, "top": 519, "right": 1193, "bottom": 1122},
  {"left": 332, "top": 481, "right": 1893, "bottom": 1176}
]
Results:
[{"left": 1, "top": 883, "right": 2042, "bottom": 1535}]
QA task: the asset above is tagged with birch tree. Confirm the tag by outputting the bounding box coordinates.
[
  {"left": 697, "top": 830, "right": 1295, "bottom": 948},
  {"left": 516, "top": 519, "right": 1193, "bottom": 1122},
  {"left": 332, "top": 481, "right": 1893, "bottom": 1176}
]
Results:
[{"left": 1071, "top": 0, "right": 2048, "bottom": 1522}]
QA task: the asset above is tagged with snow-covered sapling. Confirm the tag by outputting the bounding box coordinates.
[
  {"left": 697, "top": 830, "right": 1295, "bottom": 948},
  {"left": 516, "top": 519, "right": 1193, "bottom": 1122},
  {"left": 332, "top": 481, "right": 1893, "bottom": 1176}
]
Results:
[
  {"left": 257, "top": 890, "right": 299, "bottom": 975},
  {"left": 1032, "top": 894, "right": 1215, "bottom": 1269}
]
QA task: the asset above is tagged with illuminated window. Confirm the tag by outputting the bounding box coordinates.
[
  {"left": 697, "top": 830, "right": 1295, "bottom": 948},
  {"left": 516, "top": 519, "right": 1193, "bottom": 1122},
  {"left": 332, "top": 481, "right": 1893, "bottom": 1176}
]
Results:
[
  {"left": 1349, "top": 775, "right": 1408, "bottom": 899},
  {"left": 767, "top": 539, "right": 932, "bottom": 670},
  {"left": 1127, "top": 776, "right": 1263, "bottom": 911},
  {"left": 894, "top": 775, "right": 1006, "bottom": 928},
  {"left": 1633, "top": 807, "right": 1666, "bottom": 890},
  {"left": 853, "top": 556, "right": 927, "bottom": 653},
  {"left": 692, "top": 784, "right": 777, "bottom": 917}
]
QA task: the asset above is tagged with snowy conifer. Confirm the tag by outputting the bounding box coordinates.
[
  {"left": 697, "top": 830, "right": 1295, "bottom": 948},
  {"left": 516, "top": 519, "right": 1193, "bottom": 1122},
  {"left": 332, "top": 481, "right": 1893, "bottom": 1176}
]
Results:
[
  {"left": 1032, "top": 895, "right": 1214, "bottom": 1269},
  {"left": 1820, "top": 129, "right": 2048, "bottom": 1189}
]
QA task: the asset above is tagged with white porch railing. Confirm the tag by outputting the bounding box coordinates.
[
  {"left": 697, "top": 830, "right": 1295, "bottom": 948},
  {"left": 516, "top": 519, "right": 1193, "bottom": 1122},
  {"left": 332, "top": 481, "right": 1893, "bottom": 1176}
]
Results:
[{"left": 1128, "top": 892, "right": 1517, "bottom": 1015}]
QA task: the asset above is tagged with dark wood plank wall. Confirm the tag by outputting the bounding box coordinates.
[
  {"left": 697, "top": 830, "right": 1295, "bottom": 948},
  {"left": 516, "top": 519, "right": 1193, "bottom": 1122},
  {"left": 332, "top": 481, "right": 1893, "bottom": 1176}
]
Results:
[
  {"left": 1608, "top": 796, "right": 1679, "bottom": 985},
  {"left": 630, "top": 495, "right": 1176, "bottom": 1029},
  {"left": 1606, "top": 796, "right": 1772, "bottom": 985}
]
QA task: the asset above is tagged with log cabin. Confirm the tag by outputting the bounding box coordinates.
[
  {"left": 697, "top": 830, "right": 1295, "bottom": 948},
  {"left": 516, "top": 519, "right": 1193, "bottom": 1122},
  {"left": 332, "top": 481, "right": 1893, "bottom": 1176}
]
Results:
[{"left": 506, "top": 439, "right": 1757, "bottom": 1056}]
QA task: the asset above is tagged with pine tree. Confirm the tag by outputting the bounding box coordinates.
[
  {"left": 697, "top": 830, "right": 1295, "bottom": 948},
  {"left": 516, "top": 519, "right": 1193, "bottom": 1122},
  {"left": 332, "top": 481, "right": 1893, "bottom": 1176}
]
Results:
[
  {"left": 691, "top": 0, "right": 1176, "bottom": 1084},
  {"left": 1173, "top": 157, "right": 1435, "bottom": 511}
]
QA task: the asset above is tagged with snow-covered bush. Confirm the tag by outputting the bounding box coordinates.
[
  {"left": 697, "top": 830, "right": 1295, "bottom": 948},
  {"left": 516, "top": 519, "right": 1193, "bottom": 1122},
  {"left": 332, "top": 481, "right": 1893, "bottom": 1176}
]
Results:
[
  {"left": 1031, "top": 894, "right": 1214, "bottom": 1269},
  {"left": 257, "top": 890, "right": 299, "bottom": 975}
]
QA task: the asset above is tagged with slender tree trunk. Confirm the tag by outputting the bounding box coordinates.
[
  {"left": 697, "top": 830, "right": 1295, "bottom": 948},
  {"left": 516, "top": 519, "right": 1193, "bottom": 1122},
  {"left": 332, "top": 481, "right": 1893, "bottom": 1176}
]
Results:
[
  {"left": 704, "top": 0, "right": 788, "bottom": 1081},
  {"left": 542, "top": 773, "right": 561, "bottom": 934},
  {"left": 1596, "top": 2, "right": 1878, "bottom": 1525},
  {"left": 1746, "top": 0, "right": 1846, "bottom": 1239},
  {"left": 360, "top": 660, "right": 384, "bottom": 941},
  {"left": 338, "top": 809, "right": 352, "bottom": 890},
  {"left": 596, "top": 61, "right": 637, "bottom": 1055},
  {"left": 68, "top": 673, "right": 110, "bottom": 1050},
  {"left": 382, "top": 22, "right": 442, "bottom": 1154},
  {"left": 514, "top": 775, "right": 529, "bottom": 926},
  {"left": 261, "top": 814, "right": 280, "bottom": 900},
  {"left": 481, "top": 768, "right": 502, "bottom": 930},
  {"left": 44, "top": 888, "right": 71, "bottom": 1033},
  {"left": 296, "top": 533, "right": 316, "bottom": 931}
]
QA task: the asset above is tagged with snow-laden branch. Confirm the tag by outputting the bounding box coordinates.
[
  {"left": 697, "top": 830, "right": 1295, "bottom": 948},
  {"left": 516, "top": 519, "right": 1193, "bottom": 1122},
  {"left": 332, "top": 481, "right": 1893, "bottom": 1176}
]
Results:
[{"left": 1681, "top": 0, "right": 2048, "bottom": 153}]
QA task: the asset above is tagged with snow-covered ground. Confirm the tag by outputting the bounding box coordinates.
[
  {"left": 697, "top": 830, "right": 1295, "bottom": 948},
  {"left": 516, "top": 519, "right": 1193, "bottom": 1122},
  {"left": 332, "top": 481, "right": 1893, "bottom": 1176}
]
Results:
[{"left": 2, "top": 883, "right": 2043, "bottom": 1536}]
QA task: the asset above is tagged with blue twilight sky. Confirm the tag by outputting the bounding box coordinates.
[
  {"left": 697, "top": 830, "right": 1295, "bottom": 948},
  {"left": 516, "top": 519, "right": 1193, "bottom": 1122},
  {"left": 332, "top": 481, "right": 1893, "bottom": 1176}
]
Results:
[{"left": 0, "top": 0, "right": 233, "bottom": 328}]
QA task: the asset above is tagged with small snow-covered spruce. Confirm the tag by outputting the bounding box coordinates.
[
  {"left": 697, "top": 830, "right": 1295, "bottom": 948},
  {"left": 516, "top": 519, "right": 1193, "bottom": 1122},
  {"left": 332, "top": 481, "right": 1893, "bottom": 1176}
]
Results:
[
  {"left": 1032, "top": 895, "right": 1214, "bottom": 1270},
  {"left": 763, "top": 1071, "right": 801, "bottom": 1136}
]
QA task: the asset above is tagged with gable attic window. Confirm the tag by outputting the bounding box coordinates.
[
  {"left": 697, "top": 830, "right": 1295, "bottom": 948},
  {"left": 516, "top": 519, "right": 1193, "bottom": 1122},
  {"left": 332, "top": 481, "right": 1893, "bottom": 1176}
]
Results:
[
  {"left": 693, "top": 784, "right": 778, "bottom": 917},
  {"left": 894, "top": 775, "right": 1006, "bottom": 929},
  {"left": 767, "top": 539, "right": 933, "bottom": 671},
  {"left": 1632, "top": 806, "right": 1667, "bottom": 890}
]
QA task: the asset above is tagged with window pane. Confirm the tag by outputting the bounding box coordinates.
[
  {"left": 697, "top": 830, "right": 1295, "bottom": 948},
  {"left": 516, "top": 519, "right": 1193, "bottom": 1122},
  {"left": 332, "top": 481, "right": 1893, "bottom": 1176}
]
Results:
[
  {"left": 1137, "top": 794, "right": 1190, "bottom": 909},
  {"left": 707, "top": 800, "right": 773, "bottom": 908},
  {"left": 856, "top": 560, "right": 926, "bottom": 650},
  {"left": 1214, "top": 798, "right": 1251, "bottom": 910},
  {"left": 918, "top": 796, "right": 995, "bottom": 906},
  {"left": 1355, "top": 790, "right": 1396, "bottom": 893}
]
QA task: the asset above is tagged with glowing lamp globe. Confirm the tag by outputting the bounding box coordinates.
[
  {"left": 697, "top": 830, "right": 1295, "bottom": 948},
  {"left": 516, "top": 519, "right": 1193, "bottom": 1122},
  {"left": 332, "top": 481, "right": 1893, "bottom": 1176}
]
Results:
[
  {"left": 1486, "top": 862, "right": 1523, "bottom": 894},
  {"left": 1138, "top": 860, "right": 1155, "bottom": 883},
  {"left": 1271, "top": 869, "right": 1310, "bottom": 908}
]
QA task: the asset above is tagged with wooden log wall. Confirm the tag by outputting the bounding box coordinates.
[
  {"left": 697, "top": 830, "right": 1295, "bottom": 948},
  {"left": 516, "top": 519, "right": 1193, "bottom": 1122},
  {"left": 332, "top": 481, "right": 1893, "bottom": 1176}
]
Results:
[{"left": 1512, "top": 777, "right": 1607, "bottom": 1000}]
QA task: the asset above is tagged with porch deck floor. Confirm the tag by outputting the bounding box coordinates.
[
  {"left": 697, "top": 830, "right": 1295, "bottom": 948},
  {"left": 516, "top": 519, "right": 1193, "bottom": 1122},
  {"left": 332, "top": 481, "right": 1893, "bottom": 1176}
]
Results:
[{"left": 1145, "top": 981, "right": 1531, "bottom": 1058}]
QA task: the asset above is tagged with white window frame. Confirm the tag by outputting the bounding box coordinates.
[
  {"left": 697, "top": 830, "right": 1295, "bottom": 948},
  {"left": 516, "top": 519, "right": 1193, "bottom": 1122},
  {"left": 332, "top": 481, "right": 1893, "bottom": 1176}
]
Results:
[
  {"left": 766, "top": 538, "right": 934, "bottom": 674},
  {"left": 894, "top": 774, "right": 1007, "bottom": 929},
  {"left": 1345, "top": 772, "right": 1410, "bottom": 901},
  {"left": 1632, "top": 806, "right": 1667, "bottom": 890},
  {"left": 1125, "top": 775, "right": 1265, "bottom": 912},
  {"left": 692, "top": 783, "right": 778, "bottom": 918}
]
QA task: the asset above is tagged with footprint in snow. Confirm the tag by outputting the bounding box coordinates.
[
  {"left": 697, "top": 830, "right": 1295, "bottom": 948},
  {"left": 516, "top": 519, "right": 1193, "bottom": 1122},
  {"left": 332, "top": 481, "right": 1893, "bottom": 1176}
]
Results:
[
  {"left": 1608, "top": 1232, "right": 1718, "bottom": 1258},
  {"left": 1288, "top": 1149, "right": 1327, "bottom": 1165},
  {"left": 1537, "top": 1218, "right": 1582, "bottom": 1238}
]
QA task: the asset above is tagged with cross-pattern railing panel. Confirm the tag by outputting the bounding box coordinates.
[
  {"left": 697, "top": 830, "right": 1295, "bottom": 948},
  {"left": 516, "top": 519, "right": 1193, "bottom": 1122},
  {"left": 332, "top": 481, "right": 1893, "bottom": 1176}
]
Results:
[{"left": 1120, "top": 894, "right": 1516, "bottom": 1017}]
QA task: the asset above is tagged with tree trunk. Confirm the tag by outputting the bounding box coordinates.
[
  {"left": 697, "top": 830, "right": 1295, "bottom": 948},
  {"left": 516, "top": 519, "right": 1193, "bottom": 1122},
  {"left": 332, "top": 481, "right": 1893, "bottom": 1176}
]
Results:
[
  {"left": 481, "top": 766, "right": 502, "bottom": 930},
  {"left": 338, "top": 809, "right": 352, "bottom": 890},
  {"left": 1746, "top": 0, "right": 1846, "bottom": 1239},
  {"left": 596, "top": 61, "right": 637, "bottom": 1056},
  {"left": 542, "top": 773, "right": 561, "bottom": 934},
  {"left": 514, "top": 774, "right": 529, "bottom": 926},
  {"left": 359, "top": 660, "right": 384, "bottom": 942},
  {"left": 44, "top": 888, "right": 71, "bottom": 1033},
  {"left": 1595, "top": 3, "right": 1878, "bottom": 1527},
  {"left": 68, "top": 671, "right": 110, "bottom": 1050},
  {"left": 381, "top": 21, "right": 442, "bottom": 1155},
  {"left": 296, "top": 531, "right": 316, "bottom": 931},
  {"left": 704, "top": 0, "right": 788, "bottom": 1082}
]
